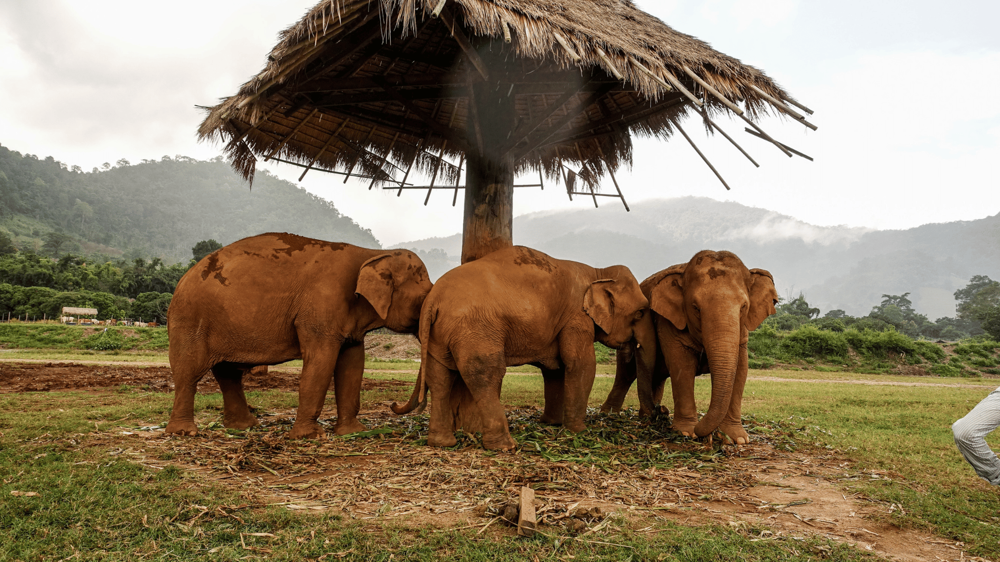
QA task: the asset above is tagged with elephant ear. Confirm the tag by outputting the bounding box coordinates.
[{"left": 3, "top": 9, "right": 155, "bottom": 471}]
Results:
[
  {"left": 583, "top": 279, "right": 615, "bottom": 334},
  {"left": 356, "top": 254, "right": 393, "bottom": 320},
  {"left": 746, "top": 268, "right": 778, "bottom": 331},
  {"left": 649, "top": 273, "right": 686, "bottom": 331}
]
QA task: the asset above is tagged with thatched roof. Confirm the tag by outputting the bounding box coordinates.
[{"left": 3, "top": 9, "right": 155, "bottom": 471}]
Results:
[
  {"left": 199, "top": 0, "right": 814, "bottom": 189},
  {"left": 62, "top": 307, "right": 98, "bottom": 316}
]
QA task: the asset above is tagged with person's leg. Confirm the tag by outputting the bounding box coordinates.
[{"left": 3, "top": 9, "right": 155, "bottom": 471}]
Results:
[{"left": 952, "top": 386, "right": 1000, "bottom": 485}]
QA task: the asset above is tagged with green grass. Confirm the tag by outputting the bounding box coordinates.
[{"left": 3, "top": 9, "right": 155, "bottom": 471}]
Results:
[
  {"left": 2, "top": 347, "right": 999, "bottom": 558},
  {"left": 0, "top": 324, "right": 168, "bottom": 351}
]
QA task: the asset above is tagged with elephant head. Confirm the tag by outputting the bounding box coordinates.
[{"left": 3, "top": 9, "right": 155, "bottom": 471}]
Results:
[
  {"left": 584, "top": 265, "right": 649, "bottom": 349},
  {"left": 648, "top": 251, "right": 777, "bottom": 437},
  {"left": 356, "top": 250, "right": 433, "bottom": 334}
]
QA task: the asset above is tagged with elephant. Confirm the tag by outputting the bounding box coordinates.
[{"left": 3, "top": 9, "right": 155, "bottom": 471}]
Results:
[
  {"left": 165, "top": 232, "right": 433, "bottom": 439},
  {"left": 600, "top": 250, "right": 778, "bottom": 444},
  {"left": 392, "top": 246, "right": 648, "bottom": 451}
]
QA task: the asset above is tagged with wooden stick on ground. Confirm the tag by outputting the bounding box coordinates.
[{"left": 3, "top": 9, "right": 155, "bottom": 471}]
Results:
[{"left": 517, "top": 487, "right": 536, "bottom": 537}]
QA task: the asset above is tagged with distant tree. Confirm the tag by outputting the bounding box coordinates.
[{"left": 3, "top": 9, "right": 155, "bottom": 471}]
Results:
[
  {"left": 73, "top": 199, "right": 94, "bottom": 229},
  {"left": 981, "top": 307, "right": 1000, "bottom": 342},
  {"left": 824, "top": 309, "right": 847, "bottom": 319},
  {"left": 71, "top": 165, "right": 82, "bottom": 173},
  {"left": 192, "top": 239, "right": 224, "bottom": 263},
  {"left": 869, "top": 293, "right": 929, "bottom": 337},
  {"left": 777, "top": 293, "right": 820, "bottom": 319},
  {"left": 42, "top": 231, "right": 72, "bottom": 258},
  {"left": 101, "top": 162, "right": 111, "bottom": 170},
  {"left": 115, "top": 158, "right": 130, "bottom": 167},
  {"left": 0, "top": 231, "right": 16, "bottom": 255},
  {"left": 955, "top": 275, "right": 1000, "bottom": 324}
]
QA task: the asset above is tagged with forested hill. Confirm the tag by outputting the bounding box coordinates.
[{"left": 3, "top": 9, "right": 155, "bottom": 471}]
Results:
[
  {"left": 0, "top": 144, "right": 378, "bottom": 262},
  {"left": 396, "top": 197, "right": 1000, "bottom": 319}
]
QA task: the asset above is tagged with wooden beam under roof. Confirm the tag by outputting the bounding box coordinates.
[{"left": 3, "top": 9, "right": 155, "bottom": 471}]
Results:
[
  {"left": 512, "top": 83, "right": 619, "bottom": 159},
  {"left": 372, "top": 77, "right": 473, "bottom": 153}
]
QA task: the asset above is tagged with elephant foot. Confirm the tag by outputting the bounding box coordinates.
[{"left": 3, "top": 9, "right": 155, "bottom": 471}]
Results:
[
  {"left": 483, "top": 433, "right": 517, "bottom": 451},
  {"left": 287, "top": 422, "right": 326, "bottom": 440},
  {"left": 639, "top": 405, "right": 669, "bottom": 418},
  {"left": 563, "top": 420, "right": 586, "bottom": 433},
  {"left": 428, "top": 432, "right": 458, "bottom": 448},
  {"left": 165, "top": 419, "right": 198, "bottom": 436},
  {"left": 672, "top": 420, "right": 697, "bottom": 438},
  {"left": 224, "top": 414, "right": 258, "bottom": 430},
  {"left": 539, "top": 412, "right": 564, "bottom": 425},
  {"left": 719, "top": 423, "right": 750, "bottom": 445},
  {"left": 333, "top": 419, "right": 367, "bottom": 436},
  {"left": 598, "top": 403, "right": 620, "bottom": 414}
]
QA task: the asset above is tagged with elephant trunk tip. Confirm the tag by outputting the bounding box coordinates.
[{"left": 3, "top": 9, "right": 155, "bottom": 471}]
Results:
[{"left": 390, "top": 396, "right": 425, "bottom": 415}]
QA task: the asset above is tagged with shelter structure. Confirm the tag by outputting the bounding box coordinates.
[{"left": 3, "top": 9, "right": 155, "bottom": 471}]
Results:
[{"left": 199, "top": 0, "right": 815, "bottom": 263}]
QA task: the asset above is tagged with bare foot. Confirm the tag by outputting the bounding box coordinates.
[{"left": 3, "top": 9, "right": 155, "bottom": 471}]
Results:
[
  {"left": 333, "top": 420, "right": 367, "bottom": 436},
  {"left": 672, "top": 420, "right": 696, "bottom": 437}
]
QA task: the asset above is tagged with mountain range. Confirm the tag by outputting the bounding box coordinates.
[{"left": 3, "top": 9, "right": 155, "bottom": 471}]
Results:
[{"left": 395, "top": 197, "right": 1000, "bottom": 319}]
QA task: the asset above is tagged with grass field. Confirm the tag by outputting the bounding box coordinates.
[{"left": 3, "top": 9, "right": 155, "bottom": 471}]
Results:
[{"left": 2, "top": 350, "right": 999, "bottom": 560}]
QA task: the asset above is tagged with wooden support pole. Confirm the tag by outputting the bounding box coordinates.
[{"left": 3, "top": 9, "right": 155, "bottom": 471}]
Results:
[
  {"left": 749, "top": 85, "right": 817, "bottom": 130},
  {"left": 424, "top": 141, "right": 448, "bottom": 205},
  {"left": 593, "top": 140, "right": 629, "bottom": 212},
  {"left": 700, "top": 107, "right": 759, "bottom": 168},
  {"left": 398, "top": 137, "right": 427, "bottom": 196},
  {"left": 744, "top": 128, "right": 814, "bottom": 161},
  {"left": 740, "top": 114, "right": 793, "bottom": 158},
  {"left": 675, "top": 122, "right": 731, "bottom": 191},
  {"left": 452, "top": 154, "right": 465, "bottom": 206},
  {"left": 682, "top": 66, "right": 743, "bottom": 116},
  {"left": 342, "top": 126, "right": 377, "bottom": 182},
  {"left": 783, "top": 96, "right": 815, "bottom": 116},
  {"left": 594, "top": 46, "right": 624, "bottom": 81},
  {"left": 440, "top": 6, "right": 490, "bottom": 81},
  {"left": 298, "top": 118, "right": 351, "bottom": 181}
]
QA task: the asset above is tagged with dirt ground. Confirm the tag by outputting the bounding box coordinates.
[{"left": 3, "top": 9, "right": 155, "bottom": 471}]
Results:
[{"left": 1, "top": 360, "right": 992, "bottom": 562}]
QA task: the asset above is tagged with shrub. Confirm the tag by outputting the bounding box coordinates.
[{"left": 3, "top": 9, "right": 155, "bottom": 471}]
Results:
[
  {"left": 84, "top": 329, "right": 126, "bottom": 350},
  {"left": 749, "top": 323, "right": 783, "bottom": 360},
  {"left": 930, "top": 364, "right": 965, "bottom": 377},
  {"left": 912, "top": 340, "right": 945, "bottom": 362},
  {"left": 782, "top": 325, "right": 849, "bottom": 362},
  {"left": 843, "top": 328, "right": 915, "bottom": 359}
]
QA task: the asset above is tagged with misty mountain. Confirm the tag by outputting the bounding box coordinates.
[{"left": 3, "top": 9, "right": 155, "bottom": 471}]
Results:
[
  {"left": 395, "top": 197, "right": 1000, "bottom": 319},
  {"left": 0, "top": 144, "right": 378, "bottom": 262}
]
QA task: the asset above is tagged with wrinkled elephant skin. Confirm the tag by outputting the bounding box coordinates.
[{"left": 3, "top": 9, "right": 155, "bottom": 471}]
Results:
[
  {"left": 393, "top": 246, "right": 647, "bottom": 451},
  {"left": 165, "top": 233, "right": 432, "bottom": 439},
  {"left": 601, "top": 251, "right": 777, "bottom": 444}
]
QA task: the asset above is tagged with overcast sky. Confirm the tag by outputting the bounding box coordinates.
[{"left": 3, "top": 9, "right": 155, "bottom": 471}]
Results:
[{"left": 1, "top": 0, "right": 998, "bottom": 246}]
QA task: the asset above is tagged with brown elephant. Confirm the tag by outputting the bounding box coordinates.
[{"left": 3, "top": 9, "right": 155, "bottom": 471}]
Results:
[
  {"left": 165, "top": 233, "right": 433, "bottom": 439},
  {"left": 392, "top": 246, "right": 647, "bottom": 451},
  {"left": 600, "top": 251, "right": 777, "bottom": 444}
]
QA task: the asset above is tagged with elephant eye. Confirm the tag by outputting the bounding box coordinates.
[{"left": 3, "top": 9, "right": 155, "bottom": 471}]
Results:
[{"left": 633, "top": 310, "right": 644, "bottom": 321}]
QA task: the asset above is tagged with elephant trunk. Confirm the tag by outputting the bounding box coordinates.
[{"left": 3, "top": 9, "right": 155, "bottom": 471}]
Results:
[{"left": 693, "top": 317, "right": 739, "bottom": 437}]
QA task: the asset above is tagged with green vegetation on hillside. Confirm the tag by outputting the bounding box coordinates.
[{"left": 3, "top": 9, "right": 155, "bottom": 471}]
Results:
[{"left": 0, "top": 144, "right": 379, "bottom": 262}]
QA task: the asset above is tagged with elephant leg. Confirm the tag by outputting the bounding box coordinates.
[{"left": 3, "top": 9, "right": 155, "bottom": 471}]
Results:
[
  {"left": 540, "top": 367, "right": 566, "bottom": 424},
  {"left": 650, "top": 361, "right": 669, "bottom": 416},
  {"left": 664, "top": 340, "right": 700, "bottom": 437},
  {"left": 426, "top": 354, "right": 459, "bottom": 448},
  {"left": 459, "top": 354, "right": 515, "bottom": 451},
  {"left": 719, "top": 343, "right": 751, "bottom": 445},
  {"left": 165, "top": 354, "right": 210, "bottom": 436},
  {"left": 288, "top": 345, "right": 341, "bottom": 439},
  {"left": 212, "top": 363, "right": 258, "bottom": 430},
  {"left": 600, "top": 348, "right": 634, "bottom": 413},
  {"left": 332, "top": 342, "right": 366, "bottom": 436},
  {"left": 560, "top": 331, "right": 598, "bottom": 433}
]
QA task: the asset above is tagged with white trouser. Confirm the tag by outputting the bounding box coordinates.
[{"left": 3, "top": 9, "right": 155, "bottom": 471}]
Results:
[{"left": 953, "top": 386, "right": 1000, "bottom": 486}]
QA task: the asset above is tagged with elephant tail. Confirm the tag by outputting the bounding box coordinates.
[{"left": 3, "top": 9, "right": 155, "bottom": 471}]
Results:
[{"left": 390, "top": 303, "right": 434, "bottom": 415}]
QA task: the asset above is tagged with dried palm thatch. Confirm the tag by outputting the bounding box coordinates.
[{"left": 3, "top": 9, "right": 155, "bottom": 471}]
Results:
[{"left": 199, "top": 0, "right": 814, "bottom": 192}]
